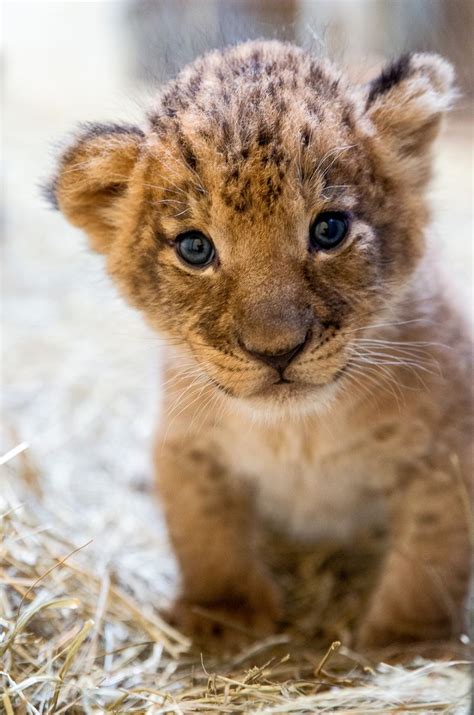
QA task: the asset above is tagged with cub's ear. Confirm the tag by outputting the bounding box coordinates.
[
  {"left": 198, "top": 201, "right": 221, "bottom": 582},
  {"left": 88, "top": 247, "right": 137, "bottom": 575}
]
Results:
[
  {"left": 365, "top": 53, "right": 456, "bottom": 157},
  {"left": 46, "top": 123, "right": 144, "bottom": 253}
]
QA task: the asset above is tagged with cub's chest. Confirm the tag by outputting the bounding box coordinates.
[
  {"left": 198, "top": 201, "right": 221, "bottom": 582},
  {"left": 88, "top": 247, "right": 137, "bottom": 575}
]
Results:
[{"left": 220, "top": 412, "right": 430, "bottom": 540}]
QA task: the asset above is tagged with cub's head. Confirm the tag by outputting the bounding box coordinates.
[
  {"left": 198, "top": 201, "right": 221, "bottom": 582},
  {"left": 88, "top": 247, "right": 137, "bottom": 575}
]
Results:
[{"left": 49, "top": 41, "right": 454, "bottom": 416}]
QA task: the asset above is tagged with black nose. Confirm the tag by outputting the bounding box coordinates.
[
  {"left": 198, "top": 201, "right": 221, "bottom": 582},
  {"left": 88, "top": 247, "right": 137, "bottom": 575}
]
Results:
[{"left": 245, "top": 335, "right": 309, "bottom": 372}]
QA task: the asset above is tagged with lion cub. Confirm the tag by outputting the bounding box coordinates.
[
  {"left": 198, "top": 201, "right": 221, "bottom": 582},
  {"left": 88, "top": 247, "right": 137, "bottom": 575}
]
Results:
[{"left": 50, "top": 41, "right": 472, "bottom": 650}]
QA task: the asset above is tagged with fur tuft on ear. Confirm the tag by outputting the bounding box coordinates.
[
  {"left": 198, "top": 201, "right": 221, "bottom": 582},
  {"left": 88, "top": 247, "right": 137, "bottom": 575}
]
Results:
[
  {"left": 49, "top": 122, "right": 144, "bottom": 253},
  {"left": 365, "top": 52, "right": 456, "bottom": 157}
]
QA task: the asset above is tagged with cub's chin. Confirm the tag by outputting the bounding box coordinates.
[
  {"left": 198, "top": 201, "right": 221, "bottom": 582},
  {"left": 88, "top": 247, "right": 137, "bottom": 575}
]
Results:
[{"left": 232, "top": 379, "right": 342, "bottom": 422}]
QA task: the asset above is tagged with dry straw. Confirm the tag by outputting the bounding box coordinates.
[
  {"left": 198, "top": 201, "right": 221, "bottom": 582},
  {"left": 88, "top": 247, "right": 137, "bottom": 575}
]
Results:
[{"left": 0, "top": 448, "right": 471, "bottom": 713}]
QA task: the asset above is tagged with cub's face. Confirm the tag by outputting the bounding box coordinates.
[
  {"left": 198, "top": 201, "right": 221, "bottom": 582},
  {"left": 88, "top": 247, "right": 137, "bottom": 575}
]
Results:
[{"left": 51, "top": 42, "right": 453, "bottom": 415}]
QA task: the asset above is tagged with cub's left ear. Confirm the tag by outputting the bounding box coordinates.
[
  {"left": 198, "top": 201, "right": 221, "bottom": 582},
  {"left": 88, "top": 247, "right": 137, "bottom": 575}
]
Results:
[
  {"left": 365, "top": 53, "right": 456, "bottom": 156},
  {"left": 45, "top": 122, "right": 144, "bottom": 253}
]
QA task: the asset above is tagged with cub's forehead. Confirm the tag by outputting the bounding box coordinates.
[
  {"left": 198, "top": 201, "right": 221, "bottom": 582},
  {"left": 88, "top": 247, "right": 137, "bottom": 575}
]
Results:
[
  {"left": 145, "top": 41, "right": 362, "bottom": 220},
  {"left": 148, "top": 41, "right": 359, "bottom": 147}
]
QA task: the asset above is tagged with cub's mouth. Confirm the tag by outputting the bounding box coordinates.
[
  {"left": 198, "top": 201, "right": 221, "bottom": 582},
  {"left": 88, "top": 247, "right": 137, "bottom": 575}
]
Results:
[
  {"left": 186, "top": 332, "right": 350, "bottom": 413},
  {"left": 255, "top": 382, "right": 319, "bottom": 403},
  {"left": 233, "top": 376, "right": 344, "bottom": 418},
  {"left": 209, "top": 366, "right": 347, "bottom": 414},
  {"left": 252, "top": 374, "right": 342, "bottom": 399}
]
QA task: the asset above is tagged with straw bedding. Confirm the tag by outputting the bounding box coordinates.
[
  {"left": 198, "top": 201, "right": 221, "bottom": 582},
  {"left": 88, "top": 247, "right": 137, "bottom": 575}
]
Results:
[{"left": 1, "top": 467, "right": 471, "bottom": 713}]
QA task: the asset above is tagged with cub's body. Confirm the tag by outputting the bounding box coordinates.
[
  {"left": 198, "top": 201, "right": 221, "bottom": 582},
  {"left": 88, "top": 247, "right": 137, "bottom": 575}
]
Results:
[
  {"left": 51, "top": 41, "right": 472, "bottom": 651},
  {"left": 164, "top": 275, "right": 470, "bottom": 544}
]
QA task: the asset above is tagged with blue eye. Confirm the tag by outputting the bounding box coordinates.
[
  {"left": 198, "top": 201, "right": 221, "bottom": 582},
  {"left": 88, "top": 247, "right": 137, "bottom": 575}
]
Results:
[
  {"left": 310, "top": 212, "right": 350, "bottom": 250},
  {"left": 176, "top": 231, "right": 215, "bottom": 267}
]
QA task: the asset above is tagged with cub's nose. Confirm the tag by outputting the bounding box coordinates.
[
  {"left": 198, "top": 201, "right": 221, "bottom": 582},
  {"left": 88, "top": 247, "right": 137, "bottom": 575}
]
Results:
[{"left": 244, "top": 334, "right": 309, "bottom": 372}]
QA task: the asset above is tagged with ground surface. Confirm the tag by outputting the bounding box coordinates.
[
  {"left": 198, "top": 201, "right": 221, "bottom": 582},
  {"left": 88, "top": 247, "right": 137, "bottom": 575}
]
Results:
[{"left": 2, "top": 2, "right": 472, "bottom": 712}]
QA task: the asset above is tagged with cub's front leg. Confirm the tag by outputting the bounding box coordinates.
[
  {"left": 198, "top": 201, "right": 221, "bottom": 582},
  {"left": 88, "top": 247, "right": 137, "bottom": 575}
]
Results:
[
  {"left": 358, "top": 460, "right": 471, "bottom": 651},
  {"left": 155, "top": 441, "right": 281, "bottom": 650}
]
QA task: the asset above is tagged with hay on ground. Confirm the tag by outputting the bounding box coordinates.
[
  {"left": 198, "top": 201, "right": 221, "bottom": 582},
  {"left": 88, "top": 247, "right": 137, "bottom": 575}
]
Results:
[{"left": 0, "top": 450, "right": 470, "bottom": 714}]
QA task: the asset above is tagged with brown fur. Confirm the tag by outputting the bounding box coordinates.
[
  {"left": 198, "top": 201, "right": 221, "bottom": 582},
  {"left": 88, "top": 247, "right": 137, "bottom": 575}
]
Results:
[{"left": 50, "top": 41, "right": 472, "bottom": 651}]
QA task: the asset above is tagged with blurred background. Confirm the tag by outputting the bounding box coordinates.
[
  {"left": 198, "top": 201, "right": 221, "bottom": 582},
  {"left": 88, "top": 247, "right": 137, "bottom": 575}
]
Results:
[{"left": 2, "top": 0, "right": 473, "bottom": 596}]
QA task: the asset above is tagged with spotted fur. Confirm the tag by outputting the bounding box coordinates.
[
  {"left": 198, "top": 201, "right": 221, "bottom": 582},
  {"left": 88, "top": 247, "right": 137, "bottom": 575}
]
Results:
[
  {"left": 366, "top": 53, "right": 412, "bottom": 106},
  {"left": 50, "top": 41, "right": 471, "bottom": 653}
]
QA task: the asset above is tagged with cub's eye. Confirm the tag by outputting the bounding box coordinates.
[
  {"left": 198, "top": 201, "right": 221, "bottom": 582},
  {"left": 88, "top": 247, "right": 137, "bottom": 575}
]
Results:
[
  {"left": 310, "top": 211, "right": 350, "bottom": 251},
  {"left": 175, "top": 231, "right": 215, "bottom": 267}
]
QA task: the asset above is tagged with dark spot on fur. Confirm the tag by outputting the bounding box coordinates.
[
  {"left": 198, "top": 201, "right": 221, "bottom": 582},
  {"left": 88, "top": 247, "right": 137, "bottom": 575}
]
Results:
[
  {"left": 417, "top": 511, "right": 439, "bottom": 526},
  {"left": 367, "top": 53, "right": 412, "bottom": 107},
  {"left": 395, "top": 463, "right": 419, "bottom": 491},
  {"left": 307, "top": 62, "right": 325, "bottom": 87},
  {"left": 101, "top": 183, "right": 126, "bottom": 198},
  {"left": 221, "top": 119, "right": 232, "bottom": 147},
  {"left": 187, "top": 73, "right": 203, "bottom": 97},
  {"left": 264, "top": 175, "right": 283, "bottom": 203},
  {"left": 177, "top": 133, "right": 198, "bottom": 172},
  {"left": 227, "top": 166, "right": 240, "bottom": 183},
  {"left": 257, "top": 127, "right": 271, "bottom": 146},
  {"left": 233, "top": 178, "right": 252, "bottom": 212},
  {"left": 305, "top": 99, "right": 323, "bottom": 118},
  {"left": 341, "top": 106, "right": 354, "bottom": 130},
  {"left": 197, "top": 127, "right": 212, "bottom": 141},
  {"left": 150, "top": 115, "right": 167, "bottom": 133},
  {"left": 189, "top": 449, "right": 206, "bottom": 463},
  {"left": 250, "top": 48, "right": 263, "bottom": 76},
  {"left": 271, "top": 147, "right": 286, "bottom": 166},
  {"left": 374, "top": 424, "right": 397, "bottom": 442},
  {"left": 78, "top": 122, "right": 145, "bottom": 141},
  {"left": 301, "top": 125, "right": 311, "bottom": 148}
]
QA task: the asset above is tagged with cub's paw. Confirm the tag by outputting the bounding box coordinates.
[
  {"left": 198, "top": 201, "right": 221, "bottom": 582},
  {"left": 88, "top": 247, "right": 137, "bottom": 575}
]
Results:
[{"left": 166, "top": 576, "right": 282, "bottom": 652}]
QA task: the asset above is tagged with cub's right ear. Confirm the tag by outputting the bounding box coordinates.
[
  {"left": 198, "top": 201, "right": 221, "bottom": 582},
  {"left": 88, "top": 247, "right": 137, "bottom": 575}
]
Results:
[
  {"left": 364, "top": 53, "right": 456, "bottom": 158},
  {"left": 45, "top": 123, "right": 144, "bottom": 253}
]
